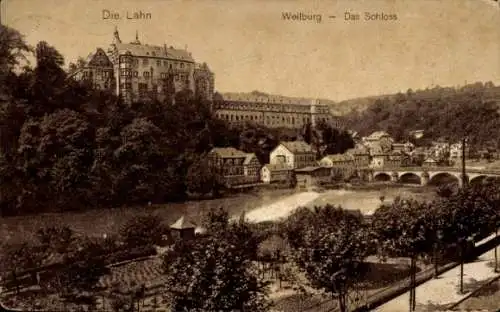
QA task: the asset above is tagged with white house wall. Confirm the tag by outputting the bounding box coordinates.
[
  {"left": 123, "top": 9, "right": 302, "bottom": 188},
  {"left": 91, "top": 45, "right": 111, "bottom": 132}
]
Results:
[{"left": 270, "top": 145, "right": 294, "bottom": 168}]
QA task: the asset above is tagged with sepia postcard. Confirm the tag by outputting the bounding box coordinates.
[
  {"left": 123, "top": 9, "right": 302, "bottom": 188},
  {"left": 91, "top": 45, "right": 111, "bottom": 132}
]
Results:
[{"left": 0, "top": 0, "right": 499, "bottom": 311}]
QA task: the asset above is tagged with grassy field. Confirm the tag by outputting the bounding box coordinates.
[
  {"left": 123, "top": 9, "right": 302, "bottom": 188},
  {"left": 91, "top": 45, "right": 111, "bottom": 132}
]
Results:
[{"left": 0, "top": 188, "right": 296, "bottom": 247}]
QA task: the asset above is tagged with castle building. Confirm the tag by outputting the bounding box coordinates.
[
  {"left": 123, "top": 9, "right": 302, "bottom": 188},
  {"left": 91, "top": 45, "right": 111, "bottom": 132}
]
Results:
[
  {"left": 71, "top": 28, "right": 214, "bottom": 103},
  {"left": 212, "top": 92, "right": 343, "bottom": 129}
]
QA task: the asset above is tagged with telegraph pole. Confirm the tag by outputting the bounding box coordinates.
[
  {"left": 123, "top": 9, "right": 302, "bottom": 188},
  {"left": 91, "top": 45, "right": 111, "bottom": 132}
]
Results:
[{"left": 461, "top": 137, "right": 467, "bottom": 188}]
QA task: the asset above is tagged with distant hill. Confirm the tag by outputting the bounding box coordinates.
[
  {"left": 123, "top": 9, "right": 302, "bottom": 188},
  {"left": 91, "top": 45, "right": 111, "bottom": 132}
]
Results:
[
  {"left": 329, "top": 94, "right": 393, "bottom": 115},
  {"left": 329, "top": 82, "right": 500, "bottom": 116},
  {"left": 336, "top": 82, "right": 500, "bottom": 147}
]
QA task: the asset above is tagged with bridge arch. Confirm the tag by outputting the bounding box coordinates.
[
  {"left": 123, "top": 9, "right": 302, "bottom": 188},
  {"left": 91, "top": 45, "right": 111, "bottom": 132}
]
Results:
[
  {"left": 428, "top": 172, "right": 460, "bottom": 186},
  {"left": 373, "top": 172, "right": 391, "bottom": 182},
  {"left": 399, "top": 172, "right": 421, "bottom": 185},
  {"left": 469, "top": 175, "right": 489, "bottom": 186}
]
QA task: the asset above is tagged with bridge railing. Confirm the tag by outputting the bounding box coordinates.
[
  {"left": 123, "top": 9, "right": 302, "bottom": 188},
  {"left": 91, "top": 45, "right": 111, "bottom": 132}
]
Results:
[{"left": 369, "top": 166, "right": 500, "bottom": 175}]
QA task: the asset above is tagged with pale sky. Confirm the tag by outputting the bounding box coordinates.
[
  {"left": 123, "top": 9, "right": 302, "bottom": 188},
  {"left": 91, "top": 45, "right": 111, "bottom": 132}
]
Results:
[{"left": 2, "top": 0, "right": 499, "bottom": 102}]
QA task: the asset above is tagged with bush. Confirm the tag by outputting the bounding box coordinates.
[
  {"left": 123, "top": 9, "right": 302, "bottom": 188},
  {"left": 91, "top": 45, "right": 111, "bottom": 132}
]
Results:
[{"left": 120, "top": 214, "right": 169, "bottom": 248}]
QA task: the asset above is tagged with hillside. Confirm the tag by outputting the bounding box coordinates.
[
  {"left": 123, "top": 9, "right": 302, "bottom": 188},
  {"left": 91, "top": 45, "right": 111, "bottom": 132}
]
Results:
[
  {"left": 338, "top": 82, "right": 500, "bottom": 147},
  {"left": 329, "top": 94, "right": 393, "bottom": 115},
  {"left": 329, "top": 82, "right": 500, "bottom": 116}
]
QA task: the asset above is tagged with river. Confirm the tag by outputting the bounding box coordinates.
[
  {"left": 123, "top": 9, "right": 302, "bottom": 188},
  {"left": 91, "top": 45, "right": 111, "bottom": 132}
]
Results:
[
  {"left": 243, "top": 185, "right": 437, "bottom": 223},
  {"left": 0, "top": 185, "right": 437, "bottom": 245}
]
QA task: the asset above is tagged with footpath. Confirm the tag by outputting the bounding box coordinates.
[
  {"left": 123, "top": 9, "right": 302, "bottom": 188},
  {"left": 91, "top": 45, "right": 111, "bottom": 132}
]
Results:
[{"left": 374, "top": 234, "right": 500, "bottom": 312}]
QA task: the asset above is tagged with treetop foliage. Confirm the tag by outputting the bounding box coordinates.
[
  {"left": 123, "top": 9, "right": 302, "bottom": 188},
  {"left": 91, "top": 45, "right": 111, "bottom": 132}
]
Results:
[
  {"left": 344, "top": 83, "right": 500, "bottom": 148},
  {"left": 0, "top": 25, "right": 354, "bottom": 217}
]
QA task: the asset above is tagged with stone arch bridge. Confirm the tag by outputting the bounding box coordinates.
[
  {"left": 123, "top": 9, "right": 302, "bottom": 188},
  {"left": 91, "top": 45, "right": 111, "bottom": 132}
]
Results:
[{"left": 368, "top": 167, "right": 500, "bottom": 187}]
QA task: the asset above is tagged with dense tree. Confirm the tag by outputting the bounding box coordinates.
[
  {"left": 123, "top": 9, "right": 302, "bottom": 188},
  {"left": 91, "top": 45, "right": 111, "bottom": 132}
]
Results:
[
  {"left": 36, "top": 226, "right": 75, "bottom": 254},
  {"left": 344, "top": 84, "right": 500, "bottom": 149},
  {"left": 163, "top": 207, "right": 270, "bottom": 311},
  {"left": 371, "top": 198, "right": 435, "bottom": 310},
  {"left": 185, "top": 156, "right": 220, "bottom": 196},
  {"left": 284, "top": 205, "right": 371, "bottom": 312},
  {"left": 0, "top": 25, "right": 31, "bottom": 89},
  {"left": 302, "top": 121, "right": 354, "bottom": 158},
  {"left": 119, "top": 214, "right": 169, "bottom": 248},
  {"left": 57, "top": 237, "right": 110, "bottom": 297}
]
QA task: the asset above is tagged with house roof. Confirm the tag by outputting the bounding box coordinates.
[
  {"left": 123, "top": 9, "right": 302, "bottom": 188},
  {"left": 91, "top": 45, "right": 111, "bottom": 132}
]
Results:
[
  {"left": 210, "top": 147, "right": 247, "bottom": 158},
  {"left": 280, "top": 141, "right": 314, "bottom": 154},
  {"left": 347, "top": 130, "right": 359, "bottom": 138},
  {"left": 366, "top": 131, "right": 391, "bottom": 140},
  {"left": 243, "top": 153, "right": 258, "bottom": 165},
  {"left": 323, "top": 154, "right": 355, "bottom": 162},
  {"left": 263, "top": 163, "right": 292, "bottom": 172},
  {"left": 369, "top": 145, "right": 385, "bottom": 155},
  {"left": 295, "top": 166, "right": 327, "bottom": 173},
  {"left": 345, "top": 147, "right": 370, "bottom": 156},
  {"left": 170, "top": 216, "right": 196, "bottom": 230},
  {"left": 113, "top": 42, "right": 194, "bottom": 62}
]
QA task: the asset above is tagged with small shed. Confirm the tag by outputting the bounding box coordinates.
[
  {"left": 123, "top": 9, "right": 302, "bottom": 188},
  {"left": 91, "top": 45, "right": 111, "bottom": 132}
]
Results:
[
  {"left": 170, "top": 216, "right": 196, "bottom": 240},
  {"left": 295, "top": 166, "right": 331, "bottom": 189}
]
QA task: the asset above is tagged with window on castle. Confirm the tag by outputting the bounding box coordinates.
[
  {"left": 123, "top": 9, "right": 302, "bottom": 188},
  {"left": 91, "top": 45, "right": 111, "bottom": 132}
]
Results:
[
  {"left": 164, "top": 61, "right": 167, "bottom": 66},
  {"left": 156, "top": 60, "right": 161, "bottom": 66},
  {"left": 138, "top": 83, "right": 148, "bottom": 96},
  {"left": 143, "top": 71, "right": 150, "bottom": 78},
  {"left": 143, "top": 59, "right": 148, "bottom": 65},
  {"left": 134, "top": 71, "right": 138, "bottom": 77},
  {"left": 180, "top": 63, "right": 184, "bottom": 68}
]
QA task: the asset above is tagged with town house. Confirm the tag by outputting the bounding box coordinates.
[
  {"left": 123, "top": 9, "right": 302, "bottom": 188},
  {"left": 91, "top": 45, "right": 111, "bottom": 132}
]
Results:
[
  {"left": 207, "top": 147, "right": 247, "bottom": 186},
  {"left": 260, "top": 163, "right": 293, "bottom": 184},
  {"left": 362, "top": 131, "right": 394, "bottom": 153},
  {"left": 243, "top": 153, "right": 261, "bottom": 183},
  {"left": 345, "top": 147, "right": 371, "bottom": 167},
  {"left": 295, "top": 166, "right": 332, "bottom": 190},
  {"left": 269, "top": 141, "right": 316, "bottom": 169}
]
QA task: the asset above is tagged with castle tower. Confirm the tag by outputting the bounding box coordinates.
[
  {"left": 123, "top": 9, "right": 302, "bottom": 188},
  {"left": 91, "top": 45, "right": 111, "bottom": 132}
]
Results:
[
  {"left": 131, "top": 30, "right": 141, "bottom": 45},
  {"left": 113, "top": 26, "right": 122, "bottom": 44}
]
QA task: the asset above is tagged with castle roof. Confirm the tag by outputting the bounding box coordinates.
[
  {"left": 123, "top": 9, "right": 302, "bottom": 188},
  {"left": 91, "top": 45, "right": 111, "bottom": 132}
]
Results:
[
  {"left": 113, "top": 42, "right": 194, "bottom": 62},
  {"left": 220, "top": 92, "right": 334, "bottom": 106}
]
